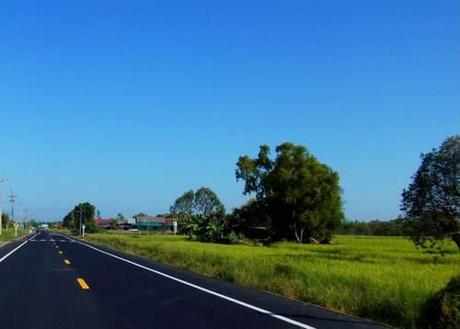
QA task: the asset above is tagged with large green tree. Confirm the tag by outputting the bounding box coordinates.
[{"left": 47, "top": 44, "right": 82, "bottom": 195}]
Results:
[
  {"left": 401, "top": 135, "right": 460, "bottom": 251},
  {"left": 63, "top": 202, "right": 97, "bottom": 234},
  {"left": 170, "top": 190, "right": 195, "bottom": 224},
  {"left": 193, "top": 187, "right": 225, "bottom": 217},
  {"left": 236, "top": 142, "right": 344, "bottom": 243},
  {"left": 170, "top": 187, "right": 226, "bottom": 241}
]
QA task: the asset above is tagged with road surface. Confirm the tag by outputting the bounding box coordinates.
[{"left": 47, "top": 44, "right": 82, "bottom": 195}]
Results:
[{"left": 0, "top": 232, "right": 389, "bottom": 329}]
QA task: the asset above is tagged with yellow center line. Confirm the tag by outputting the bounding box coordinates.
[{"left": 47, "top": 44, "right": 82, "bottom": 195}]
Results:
[
  {"left": 64, "top": 259, "right": 71, "bottom": 265},
  {"left": 76, "top": 278, "right": 90, "bottom": 290}
]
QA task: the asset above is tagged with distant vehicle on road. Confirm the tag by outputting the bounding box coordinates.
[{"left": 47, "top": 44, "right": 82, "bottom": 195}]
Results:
[{"left": 36, "top": 224, "right": 49, "bottom": 232}]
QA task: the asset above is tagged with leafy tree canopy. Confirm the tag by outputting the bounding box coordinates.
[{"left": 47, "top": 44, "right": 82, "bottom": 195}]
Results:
[
  {"left": 169, "top": 190, "right": 195, "bottom": 222},
  {"left": 63, "top": 202, "right": 97, "bottom": 234},
  {"left": 193, "top": 187, "right": 225, "bottom": 217},
  {"left": 401, "top": 135, "right": 460, "bottom": 251},
  {"left": 170, "top": 187, "right": 225, "bottom": 220},
  {"left": 170, "top": 187, "right": 226, "bottom": 241},
  {"left": 236, "top": 142, "right": 344, "bottom": 243}
]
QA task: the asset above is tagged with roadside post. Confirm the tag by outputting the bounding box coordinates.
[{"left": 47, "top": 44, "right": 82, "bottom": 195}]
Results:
[
  {"left": 82, "top": 224, "right": 86, "bottom": 238},
  {"left": 13, "top": 222, "right": 18, "bottom": 238},
  {"left": 0, "top": 180, "right": 2, "bottom": 236},
  {"left": 173, "top": 220, "right": 177, "bottom": 235}
]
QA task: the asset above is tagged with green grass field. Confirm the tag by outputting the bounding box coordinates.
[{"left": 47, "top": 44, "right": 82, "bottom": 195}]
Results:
[{"left": 86, "top": 233, "right": 459, "bottom": 328}]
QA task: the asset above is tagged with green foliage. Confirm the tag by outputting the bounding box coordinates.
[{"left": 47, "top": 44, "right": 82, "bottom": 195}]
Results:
[
  {"left": 170, "top": 187, "right": 227, "bottom": 241},
  {"left": 1, "top": 213, "right": 10, "bottom": 229},
  {"left": 235, "top": 142, "right": 344, "bottom": 243},
  {"left": 116, "top": 213, "right": 125, "bottom": 222},
  {"left": 338, "top": 218, "right": 408, "bottom": 236},
  {"left": 419, "top": 275, "right": 459, "bottom": 329},
  {"left": 170, "top": 190, "right": 195, "bottom": 227},
  {"left": 401, "top": 135, "right": 460, "bottom": 251},
  {"left": 87, "top": 233, "right": 459, "bottom": 329},
  {"left": 109, "top": 219, "right": 117, "bottom": 230},
  {"left": 229, "top": 199, "right": 267, "bottom": 229},
  {"left": 192, "top": 215, "right": 223, "bottom": 242},
  {"left": 0, "top": 227, "right": 27, "bottom": 241},
  {"left": 225, "top": 231, "right": 240, "bottom": 244},
  {"left": 227, "top": 200, "right": 273, "bottom": 244},
  {"left": 63, "top": 202, "right": 97, "bottom": 234}
]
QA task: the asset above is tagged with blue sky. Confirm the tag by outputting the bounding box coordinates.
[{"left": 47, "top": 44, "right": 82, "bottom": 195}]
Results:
[{"left": 0, "top": 1, "right": 458, "bottom": 221}]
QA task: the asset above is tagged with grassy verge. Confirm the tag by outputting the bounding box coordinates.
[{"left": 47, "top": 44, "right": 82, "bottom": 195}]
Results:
[
  {"left": 86, "top": 232, "right": 459, "bottom": 328},
  {"left": 50, "top": 227, "right": 72, "bottom": 235},
  {"left": 0, "top": 228, "right": 29, "bottom": 242}
]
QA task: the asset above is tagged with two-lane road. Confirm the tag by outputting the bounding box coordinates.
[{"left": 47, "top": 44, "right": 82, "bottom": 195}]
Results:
[{"left": 0, "top": 232, "right": 389, "bottom": 329}]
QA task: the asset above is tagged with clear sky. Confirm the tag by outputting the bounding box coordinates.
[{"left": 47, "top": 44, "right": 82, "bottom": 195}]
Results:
[{"left": 0, "top": 1, "right": 458, "bottom": 221}]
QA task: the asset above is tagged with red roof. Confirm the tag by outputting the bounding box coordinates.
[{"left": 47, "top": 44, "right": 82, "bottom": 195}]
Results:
[{"left": 95, "top": 218, "right": 114, "bottom": 225}]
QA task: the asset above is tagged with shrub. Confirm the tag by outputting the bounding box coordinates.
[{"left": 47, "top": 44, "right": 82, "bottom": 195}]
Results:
[
  {"left": 418, "top": 275, "right": 459, "bottom": 329},
  {"left": 224, "top": 231, "right": 239, "bottom": 244}
]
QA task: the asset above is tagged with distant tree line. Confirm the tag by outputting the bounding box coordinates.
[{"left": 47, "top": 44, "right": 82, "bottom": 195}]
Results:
[
  {"left": 1, "top": 213, "right": 39, "bottom": 229},
  {"left": 336, "top": 218, "right": 407, "bottom": 236}
]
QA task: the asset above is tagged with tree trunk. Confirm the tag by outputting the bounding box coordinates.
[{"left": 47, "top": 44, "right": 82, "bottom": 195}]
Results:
[
  {"left": 452, "top": 233, "right": 460, "bottom": 250},
  {"left": 293, "top": 222, "right": 306, "bottom": 243},
  {"left": 300, "top": 226, "right": 305, "bottom": 243},
  {"left": 294, "top": 223, "right": 301, "bottom": 243}
]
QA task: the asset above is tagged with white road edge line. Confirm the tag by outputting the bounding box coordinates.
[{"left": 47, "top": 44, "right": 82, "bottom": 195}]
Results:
[
  {"left": 0, "top": 234, "right": 38, "bottom": 263},
  {"left": 57, "top": 235, "right": 72, "bottom": 241},
  {"left": 63, "top": 235, "right": 316, "bottom": 329}
]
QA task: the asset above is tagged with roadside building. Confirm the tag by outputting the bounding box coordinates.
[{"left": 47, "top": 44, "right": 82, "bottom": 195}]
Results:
[
  {"left": 134, "top": 216, "right": 174, "bottom": 231},
  {"left": 95, "top": 218, "right": 113, "bottom": 229},
  {"left": 96, "top": 216, "right": 176, "bottom": 231}
]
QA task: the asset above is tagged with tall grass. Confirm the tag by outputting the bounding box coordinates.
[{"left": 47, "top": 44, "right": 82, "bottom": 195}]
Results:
[
  {"left": 86, "top": 233, "right": 459, "bottom": 328},
  {"left": 0, "top": 228, "right": 28, "bottom": 241}
]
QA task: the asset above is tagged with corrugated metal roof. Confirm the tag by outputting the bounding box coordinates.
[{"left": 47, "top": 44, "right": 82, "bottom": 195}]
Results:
[{"left": 136, "top": 216, "right": 168, "bottom": 223}]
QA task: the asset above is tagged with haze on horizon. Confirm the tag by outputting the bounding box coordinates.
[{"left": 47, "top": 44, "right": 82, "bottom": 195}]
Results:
[{"left": 0, "top": 1, "right": 458, "bottom": 221}]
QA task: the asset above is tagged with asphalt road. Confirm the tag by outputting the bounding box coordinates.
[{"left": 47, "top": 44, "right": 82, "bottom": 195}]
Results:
[{"left": 0, "top": 231, "right": 390, "bottom": 329}]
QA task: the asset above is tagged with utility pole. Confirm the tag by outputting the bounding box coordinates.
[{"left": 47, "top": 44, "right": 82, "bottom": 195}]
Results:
[
  {"left": 0, "top": 179, "right": 5, "bottom": 236},
  {"left": 79, "top": 206, "right": 83, "bottom": 237},
  {"left": 24, "top": 209, "right": 29, "bottom": 230},
  {"left": 9, "top": 191, "right": 17, "bottom": 222}
]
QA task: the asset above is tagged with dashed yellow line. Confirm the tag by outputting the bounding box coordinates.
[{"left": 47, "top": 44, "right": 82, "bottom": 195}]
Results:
[
  {"left": 76, "top": 277, "right": 90, "bottom": 290},
  {"left": 64, "top": 259, "right": 71, "bottom": 265}
]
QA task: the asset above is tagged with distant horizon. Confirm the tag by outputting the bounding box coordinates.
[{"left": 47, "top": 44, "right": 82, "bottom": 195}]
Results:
[{"left": 1, "top": 1, "right": 458, "bottom": 222}]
